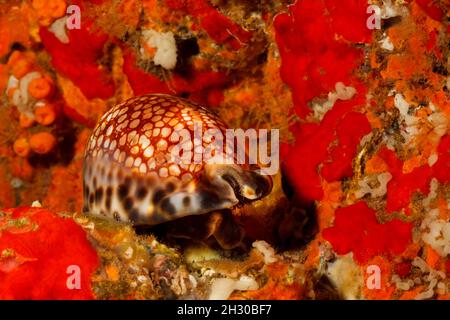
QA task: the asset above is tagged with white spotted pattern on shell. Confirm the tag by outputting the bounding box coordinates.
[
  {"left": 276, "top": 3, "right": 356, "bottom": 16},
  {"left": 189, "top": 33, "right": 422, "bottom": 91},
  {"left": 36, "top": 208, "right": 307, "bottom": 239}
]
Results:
[{"left": 83, "top": 94, "right": 272, "bottom": 225}]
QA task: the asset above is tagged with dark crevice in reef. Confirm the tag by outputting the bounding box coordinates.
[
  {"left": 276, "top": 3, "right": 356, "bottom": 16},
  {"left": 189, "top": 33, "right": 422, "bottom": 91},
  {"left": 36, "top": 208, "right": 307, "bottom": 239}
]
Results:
[
  {"left": 277, "top": 202, "right": 318, "bottom": 251},
  {"left": 28, "top": 116, "right": 78, "bottom": 168},
  {"left": 278, "top": 168, "right": 318, "bottom": 250},
  {"left": 382, "top": 16, "right": 402, "bottom": 30},
  {"left": 313, "top": 275, "right": 342, "bottom": 300},
  {"left": 174, "top": 36, "right": 200, "bottom": 77}
]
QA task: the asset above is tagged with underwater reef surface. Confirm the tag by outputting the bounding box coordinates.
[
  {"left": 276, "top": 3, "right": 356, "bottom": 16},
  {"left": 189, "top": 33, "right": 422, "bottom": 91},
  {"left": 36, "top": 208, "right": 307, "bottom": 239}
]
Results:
[{"left": 0, "top": 0, "right": 448, "bottom": 300}]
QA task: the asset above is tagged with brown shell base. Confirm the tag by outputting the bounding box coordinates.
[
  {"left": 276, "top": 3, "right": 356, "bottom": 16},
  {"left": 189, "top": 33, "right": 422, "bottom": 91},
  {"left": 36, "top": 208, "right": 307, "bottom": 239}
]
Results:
[{"left": 142, "top": 210, "right": 246, "bottom": 250}]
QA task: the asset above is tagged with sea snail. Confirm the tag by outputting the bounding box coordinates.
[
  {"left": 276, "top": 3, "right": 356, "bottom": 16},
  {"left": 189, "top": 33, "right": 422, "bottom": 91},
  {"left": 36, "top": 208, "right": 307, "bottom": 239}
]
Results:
[{"left": 83, "top": 94, "right": 272, "bottom": 227}]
